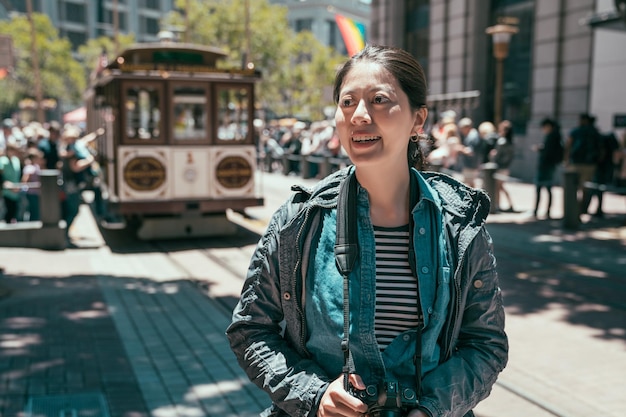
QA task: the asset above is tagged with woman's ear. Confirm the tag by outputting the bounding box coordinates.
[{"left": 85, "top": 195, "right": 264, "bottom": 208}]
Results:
[{"left": 412, "top": 107, "right": 428, "bottom": 134}]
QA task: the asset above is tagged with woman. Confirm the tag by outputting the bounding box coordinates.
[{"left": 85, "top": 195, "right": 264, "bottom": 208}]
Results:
[{"left": 227, "top": 45, "right": 508, "bottom": 417}]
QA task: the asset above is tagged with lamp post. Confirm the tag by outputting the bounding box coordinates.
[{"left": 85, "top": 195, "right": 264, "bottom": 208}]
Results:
[{"left": 486, "top": 23, "right": 518, "bottom": 125}]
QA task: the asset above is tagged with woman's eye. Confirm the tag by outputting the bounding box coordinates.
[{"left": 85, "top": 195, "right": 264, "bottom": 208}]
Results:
[
  {"left": 373, "top": 95, "right": 388, "bottom": 104},
  {"left": 341, "top": 98, "right": 354, "bottom": 107}
]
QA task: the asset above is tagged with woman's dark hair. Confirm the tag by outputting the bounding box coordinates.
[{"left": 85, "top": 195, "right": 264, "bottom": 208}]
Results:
[{"left": 333, "top": 44, "right": 429, "bottom": 168}]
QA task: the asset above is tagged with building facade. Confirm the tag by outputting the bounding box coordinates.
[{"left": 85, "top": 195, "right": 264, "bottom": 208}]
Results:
[
  {"left": 371, "top": 0, "right": 626, "bottom": 182},
  {"left": 269, "top": 0, "right": 371, "bottom": 55},
  {"left": 0, "top": 0, "right": 174, "bottom": 49}
]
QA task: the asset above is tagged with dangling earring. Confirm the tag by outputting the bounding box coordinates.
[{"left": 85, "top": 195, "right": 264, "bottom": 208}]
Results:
[{"left": 410, "top": 134, "right": 419, "bottom": 143}]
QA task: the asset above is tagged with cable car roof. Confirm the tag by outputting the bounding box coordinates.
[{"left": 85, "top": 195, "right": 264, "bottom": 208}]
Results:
[{"left": 107, "top": 42, "right": 228, "bottom": 69}]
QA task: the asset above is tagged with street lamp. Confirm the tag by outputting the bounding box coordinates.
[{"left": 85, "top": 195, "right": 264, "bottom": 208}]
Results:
[{"left": 486, "top": 23, "right": 518, "bottom": 125}]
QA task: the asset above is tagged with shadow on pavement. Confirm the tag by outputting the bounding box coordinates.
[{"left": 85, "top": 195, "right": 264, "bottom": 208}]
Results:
[
  {"left": 485, "top": 213, "right": 625, "bottom": 344},
  {"left": 0, "top": 273, "right": 266, "bottom": 417}
]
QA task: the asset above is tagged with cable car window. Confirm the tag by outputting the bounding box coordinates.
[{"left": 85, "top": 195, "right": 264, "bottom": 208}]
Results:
[
  {"left": 216, "top": 85, "right": 251, "bottom": 143},
  {"left": 172, "top": 85, "right": 208, "bottom": 141},
  {"left": 124, "top": 84, "right": 162, "bottom": 141}
]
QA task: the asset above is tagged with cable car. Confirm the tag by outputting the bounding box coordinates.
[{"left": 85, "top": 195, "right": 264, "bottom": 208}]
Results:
[{"left": 84, "top": 37, "right": 263, "bottom": 239}]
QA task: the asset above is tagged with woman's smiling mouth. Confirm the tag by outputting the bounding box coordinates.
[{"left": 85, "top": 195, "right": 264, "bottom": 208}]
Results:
[{"left": 352, "top": 135, "right": 381, "bottom": 142}]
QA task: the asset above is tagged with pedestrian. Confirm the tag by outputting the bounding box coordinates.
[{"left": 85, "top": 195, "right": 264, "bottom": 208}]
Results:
[
  {"left": 38, "top": 120, "right": 62, "bottom": 170},
  {"left": 489, "top": 120, "right": 516, "bottom": 212},
  {"left": 0, "top": 119, "right": 18, "bottom": 154},
  {"left": 21, "top": 148, "right": 44, "bottom": 221},
  {"left": 564, "top": 113, "right": 601, "bottom": 216},
  {"left": 477, "top": 121, "right": 498, "bottom": 164},
  {"left": 457, "top": 117, "right": 484, "bottom": 187},
  {"left": 60, "top": 124, "right": 98, "bottom": 245},
  {"left": 426, "top": 122, "right": 462, "bottom": 171},
  {"left": 589, "top": 130, "right": 619, "bottom": 217},
  {"left": 532, "top": 118, "right": 564, "bottom": 219},
  {"left": 0, "top": 143, "right": 22, "bottom": 223},
  {"left": 616, "top": 131, "right": 626, "bottom": 188},
  {"left": 226, "top": 44, "right": 508, "bottom": 417}
]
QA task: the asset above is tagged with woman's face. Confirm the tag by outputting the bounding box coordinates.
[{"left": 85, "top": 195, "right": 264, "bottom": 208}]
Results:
[{"left": 334, "top": 61, "right": 426, "bottom": 170}]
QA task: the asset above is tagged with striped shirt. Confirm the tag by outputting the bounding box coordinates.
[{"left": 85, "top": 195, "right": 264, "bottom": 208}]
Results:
[{"left": 374, "top": 225, "right": 421, "bottom": 350}]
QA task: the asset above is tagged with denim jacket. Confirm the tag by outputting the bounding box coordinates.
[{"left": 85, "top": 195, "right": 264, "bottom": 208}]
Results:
[{"left": 226, "top": 167, "right": 508, "bottom": 417}]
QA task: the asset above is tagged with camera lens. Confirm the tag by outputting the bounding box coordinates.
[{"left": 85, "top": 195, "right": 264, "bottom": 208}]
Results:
[
  {"left": 365, "top": 385, "right": 378, "bottom": 397},
  {"left": 402, "top": 388, "right": 416, "bottom": 401}
]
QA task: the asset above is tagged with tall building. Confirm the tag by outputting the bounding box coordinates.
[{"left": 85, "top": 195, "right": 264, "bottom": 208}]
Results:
[
  {"left": 371, "top": 0, "right": 626, "bottom": 182},
  {"left": 269, "top": 0, "right": 371, "bottom": 55},
  {"left": 0, "top": 0, "right": 174, "bottom": 49}
]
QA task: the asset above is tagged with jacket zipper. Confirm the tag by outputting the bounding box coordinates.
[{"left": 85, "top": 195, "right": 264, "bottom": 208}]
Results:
[
  {"left": 294, "top": 207, "right": 312, "bottom": 352},
  {"left": 443, "top": 226, "right": 471, "bottom": 360}
]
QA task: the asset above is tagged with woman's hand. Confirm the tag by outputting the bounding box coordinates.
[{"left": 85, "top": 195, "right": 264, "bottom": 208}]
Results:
[{"left": 317, "top": 374, "right": 368, "bottom": 417}]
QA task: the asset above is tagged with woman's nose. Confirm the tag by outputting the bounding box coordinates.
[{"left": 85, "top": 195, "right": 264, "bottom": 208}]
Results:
[{"left": 351, "top": 100, "right": 371, "bottom": 124}]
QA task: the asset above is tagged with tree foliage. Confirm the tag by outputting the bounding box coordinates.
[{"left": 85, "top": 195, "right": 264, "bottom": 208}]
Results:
[
  {"left": 0, "top": 1, "right": 346, "bottom": 122},
  {"left": 76, "top": 33, "right": 136, "bottom": 81},
  {"left": 164, "top": 0, "right": 344, "bottom": 120},
  {"left": 0, "top": 13, "right": 85, "bottom": 117}
]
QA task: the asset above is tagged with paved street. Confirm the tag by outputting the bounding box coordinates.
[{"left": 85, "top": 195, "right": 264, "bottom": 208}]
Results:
[{"left": 0, "top": 171, "right": 625, "bottom": 417}]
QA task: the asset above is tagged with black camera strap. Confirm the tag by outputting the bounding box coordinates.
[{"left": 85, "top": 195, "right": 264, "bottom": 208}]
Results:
[
  {"left": 335, "top": 172, "right": 359, "bottom": 391},
  {"left": 334, "top": 171, "right": 423, "bottom": 396}
]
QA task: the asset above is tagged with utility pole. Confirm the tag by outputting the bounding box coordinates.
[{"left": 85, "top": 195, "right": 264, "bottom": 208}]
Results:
[
  {"left": 185, "top": 0, "right": 190, "bottom": 43},
  {"left": 244, "top": 0, "right": 251, "bottom": 69},
  {"left": 26, "top": 0, "right": 44, "bottom": 123},
  {"left": 113, "top": 0, "right": 119, "bottom": 55}
]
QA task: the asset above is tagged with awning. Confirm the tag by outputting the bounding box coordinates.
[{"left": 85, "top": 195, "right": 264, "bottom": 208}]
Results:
[{"left": 63, "top": 106, "right": 86, "bottom": 124}]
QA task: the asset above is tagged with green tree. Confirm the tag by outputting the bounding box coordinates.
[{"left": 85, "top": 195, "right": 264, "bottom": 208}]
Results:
[
  {"left": 164, "top": 0, "right": 344, "bottom": 120},
  {"left": 0, "top": 13, "right": 85, "bottom": 119},
  {"left": 76, "top": 33, "right": 135, "bottom": 82},
  {"left": 282, "top": 31, "right": 344, "bottom": 120}
]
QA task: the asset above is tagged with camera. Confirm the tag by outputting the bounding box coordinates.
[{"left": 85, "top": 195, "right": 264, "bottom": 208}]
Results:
[{"left": 349, "top": 380, "right": 419, "bottom": 417}]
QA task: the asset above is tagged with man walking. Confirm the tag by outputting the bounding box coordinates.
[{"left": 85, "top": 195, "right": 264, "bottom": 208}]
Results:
[{"left": 564, "top": 113, "right": 601, "bottom": 216}]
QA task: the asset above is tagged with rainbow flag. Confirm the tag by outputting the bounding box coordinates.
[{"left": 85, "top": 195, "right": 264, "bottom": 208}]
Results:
[{"left": 335, "top": 14, "right": 366, "bottom": 57}]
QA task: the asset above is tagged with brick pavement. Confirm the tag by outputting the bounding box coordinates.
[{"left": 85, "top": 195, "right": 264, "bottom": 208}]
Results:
[
  {"left": 0, "top": 174, "right": 625, "bottom": 417},
  {"left": 0, "top": 206, "right": 267, "bottom": 417},
  {"left": 0, "top": 273, "right": 146, "bottom": 417},
  {"left": 0, "top": 250, "right": 268, "bottom": 416}
]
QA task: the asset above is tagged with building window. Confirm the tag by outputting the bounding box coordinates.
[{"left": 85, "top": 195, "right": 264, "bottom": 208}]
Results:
[
  {"left": 295, "top": 18, "right": 313, "bottom": 33},
  {"left": 141, "top": 0, "right": 161, "bottom": 10},
  {"left": 8, "top": 0, "right": 41, "bottom": 13},
  {"left": 64, "top": 2, "right": 86, "bottom": 23},
  {"left": 142, "top": 17, "right": 161, "bottom": 35},
  {"left": 104, "top": 10, "right": 128, "bottom": 31},
  {"left": 327, "top": 19, "right": 340, "bottom": 51},
  {"left": 66, "top": 31, "right": 87, "bottom": 50}
]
